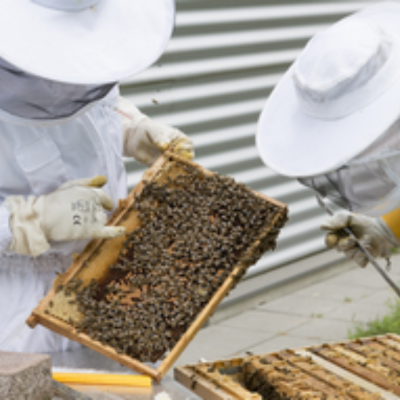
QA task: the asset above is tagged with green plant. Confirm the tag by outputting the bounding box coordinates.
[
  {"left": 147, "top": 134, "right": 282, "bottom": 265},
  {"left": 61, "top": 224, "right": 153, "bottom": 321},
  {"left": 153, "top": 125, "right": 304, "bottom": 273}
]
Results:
[
  {"left": 343, "top": 297, "right": 352, "bottom": 303},
  {"left": 348, "top": 297, "right": 400, "bottom": 339},
  {"left": 311, "top": 313, "right": 324, "bottom": 319}
]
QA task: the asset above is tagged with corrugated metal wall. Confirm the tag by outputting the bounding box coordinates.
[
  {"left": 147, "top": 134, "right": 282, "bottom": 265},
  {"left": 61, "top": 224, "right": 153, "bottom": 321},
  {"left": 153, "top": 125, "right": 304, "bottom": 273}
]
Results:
[{"left": 120, "top": 1, "right": 375, "bottom": 279}]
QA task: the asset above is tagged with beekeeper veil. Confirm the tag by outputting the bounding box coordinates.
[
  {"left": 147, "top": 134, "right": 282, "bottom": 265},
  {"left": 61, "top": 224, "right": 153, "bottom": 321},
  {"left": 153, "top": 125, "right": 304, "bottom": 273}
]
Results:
[
  {"left": 256, "top": 2, "right": 400, "bottom": 217},
  {"left": 0, "top": 0, "right": 175, "bottom": 119},
  {"left": 0, "top": 56, "right": 115, "bottom": 120},
  {"left": 299, "top": 120, "right": 400, "bottom": 217}
]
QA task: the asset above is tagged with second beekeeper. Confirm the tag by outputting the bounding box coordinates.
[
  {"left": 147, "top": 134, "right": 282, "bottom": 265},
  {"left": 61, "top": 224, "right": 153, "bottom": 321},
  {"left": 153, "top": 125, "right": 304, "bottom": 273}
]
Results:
[
  {"left": 256, "top": 2, "right": 400, "bottom": 268},
  {"left": 0, "top": 0, "right": 193, "bottom": 353}
]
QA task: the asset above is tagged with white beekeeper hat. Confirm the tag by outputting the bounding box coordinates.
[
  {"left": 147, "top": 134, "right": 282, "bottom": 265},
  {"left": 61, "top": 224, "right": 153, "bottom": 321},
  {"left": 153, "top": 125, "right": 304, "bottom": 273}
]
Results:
[
  {"left": 0, "top": 0, "right": 175, "bottom": 84},
  {"left": 256, "top": 2, "right": 400, "bottom": 179}
]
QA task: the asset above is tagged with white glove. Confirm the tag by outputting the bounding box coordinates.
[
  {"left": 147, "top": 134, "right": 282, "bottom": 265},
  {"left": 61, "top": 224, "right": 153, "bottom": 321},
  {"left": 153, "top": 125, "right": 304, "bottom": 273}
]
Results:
[
  {"left": 321, "top": 211, "right": 400, "bottom": 268},
  {"left": 3, "top": 176, "right": 125, "bottom": 257},
  {"left": 119, "top": 96, "right": 194, "bottom": 166}
]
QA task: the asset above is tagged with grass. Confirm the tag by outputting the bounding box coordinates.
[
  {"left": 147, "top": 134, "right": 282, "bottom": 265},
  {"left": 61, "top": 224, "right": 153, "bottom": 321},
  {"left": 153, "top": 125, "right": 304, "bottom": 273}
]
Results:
[
  {"left": 343, "top": 297, "right": 352, "bottom": 303},
  {"left": 348, "top": 297, "right": 400, "bottom": 339},
  {"left": 311, "top": 313, "right": 324, "bottom": 319}
]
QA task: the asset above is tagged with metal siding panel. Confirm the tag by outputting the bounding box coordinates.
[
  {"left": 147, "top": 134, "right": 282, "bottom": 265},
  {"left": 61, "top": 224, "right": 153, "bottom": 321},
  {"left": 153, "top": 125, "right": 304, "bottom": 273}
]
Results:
[{"left": 120, "top": 1, "right": 376, "bottom": 278}]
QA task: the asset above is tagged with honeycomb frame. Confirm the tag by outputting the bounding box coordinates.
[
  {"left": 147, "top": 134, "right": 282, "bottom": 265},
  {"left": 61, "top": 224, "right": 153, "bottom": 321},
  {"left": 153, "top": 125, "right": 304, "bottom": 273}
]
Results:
[{"left": 27, "top": 153, "right": 287, "bottom": 381}]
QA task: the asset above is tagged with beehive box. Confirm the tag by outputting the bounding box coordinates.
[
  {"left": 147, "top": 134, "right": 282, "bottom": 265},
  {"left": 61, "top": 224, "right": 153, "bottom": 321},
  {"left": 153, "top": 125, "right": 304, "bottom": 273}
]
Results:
[
  {"left": 175, "top": 334, "right": 400, "bottom": 399},
  {"left": 27, "top": 153, "right": 288, "bottom": 382}
]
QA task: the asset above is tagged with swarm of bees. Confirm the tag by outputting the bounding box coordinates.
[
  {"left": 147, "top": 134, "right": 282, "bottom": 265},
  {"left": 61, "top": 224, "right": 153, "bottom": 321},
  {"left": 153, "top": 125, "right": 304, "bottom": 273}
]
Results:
[{"left": 65, "top": 161, "right": 287, "bottom": 362}]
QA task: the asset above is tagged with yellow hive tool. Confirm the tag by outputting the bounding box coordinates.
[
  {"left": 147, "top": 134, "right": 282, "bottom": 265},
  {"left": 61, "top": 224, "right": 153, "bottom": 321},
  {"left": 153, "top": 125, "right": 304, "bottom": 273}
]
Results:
[{"left": 53, "top": 372, "right": 152, "bottom": 388}]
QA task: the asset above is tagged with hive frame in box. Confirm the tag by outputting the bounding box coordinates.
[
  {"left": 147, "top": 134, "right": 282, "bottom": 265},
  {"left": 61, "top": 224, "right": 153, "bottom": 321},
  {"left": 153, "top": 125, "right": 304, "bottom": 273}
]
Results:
[
  {"left": 27, "top": 153, "right": 287, "bottom": 382},
  {"left": 175, "top": 334, "right": 400, "bottom": 399}
]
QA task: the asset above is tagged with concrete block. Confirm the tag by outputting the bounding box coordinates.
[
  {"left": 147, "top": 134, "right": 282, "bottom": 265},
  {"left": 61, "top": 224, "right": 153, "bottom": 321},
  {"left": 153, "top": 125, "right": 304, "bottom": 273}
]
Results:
[{"left": 0, "top": 351, "right": 52, "bottom": 400}]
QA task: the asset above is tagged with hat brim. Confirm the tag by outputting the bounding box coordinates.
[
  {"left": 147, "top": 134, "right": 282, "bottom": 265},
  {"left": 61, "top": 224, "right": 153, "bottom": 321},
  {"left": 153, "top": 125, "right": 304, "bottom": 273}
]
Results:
[
  {"left": 0, "top": 0, "right": 175, "bottom": 84},
  {"left": 257, "top": 2, "right": 400, "bottom": 178}
]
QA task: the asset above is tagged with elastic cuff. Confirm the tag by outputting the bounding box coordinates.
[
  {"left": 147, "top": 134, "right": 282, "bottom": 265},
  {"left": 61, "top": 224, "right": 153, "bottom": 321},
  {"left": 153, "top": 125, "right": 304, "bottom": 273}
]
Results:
[
  {"left": 380, "top": 210, "right": 400, "bottom": 246},
  {"left": 0, "top": 205, "right": 13, "bottom": 253}
]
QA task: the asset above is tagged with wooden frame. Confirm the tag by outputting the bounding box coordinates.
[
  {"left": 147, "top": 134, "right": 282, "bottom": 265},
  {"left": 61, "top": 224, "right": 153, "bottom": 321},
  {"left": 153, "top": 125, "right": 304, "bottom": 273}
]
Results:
[
  {"left": 27, "top": 153, "right": 287, "bottom": 382},
  {"left": 175, "top": 359, "right": 261, "bottom": 400}
]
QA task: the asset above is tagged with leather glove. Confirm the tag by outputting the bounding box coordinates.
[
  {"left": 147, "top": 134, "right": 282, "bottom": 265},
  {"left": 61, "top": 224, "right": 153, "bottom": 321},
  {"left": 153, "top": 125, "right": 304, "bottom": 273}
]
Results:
[
  {"left": 119, "top": 96, "right": 194, "bottom": 166},
  {"left": 2, "top": 176, "right": 125, "bottom": 257},
  {"left": 321, "top": 211, "right": 400, "bottom": 268}
]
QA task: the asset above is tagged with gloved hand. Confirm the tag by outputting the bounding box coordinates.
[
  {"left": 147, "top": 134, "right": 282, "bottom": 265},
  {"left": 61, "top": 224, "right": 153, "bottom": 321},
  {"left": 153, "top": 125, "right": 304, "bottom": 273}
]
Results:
[
  {"left": 3, "top": 176, "right": 125, "bottom": 257},
  {"left": 119, "top": 96, "right": 194, "bottom": 166},
  {"left": 321, "top": 211, "right": 400, "bottom": 267}
]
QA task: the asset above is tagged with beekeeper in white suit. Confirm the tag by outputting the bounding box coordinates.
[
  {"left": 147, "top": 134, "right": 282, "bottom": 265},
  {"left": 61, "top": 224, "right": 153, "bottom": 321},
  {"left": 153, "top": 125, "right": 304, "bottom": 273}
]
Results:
[
  {"left": 257, "top": 3, "right": 400, "bottom": 268},
  {"left": 0, "top": 0, "right": 193, "bottom": 353}
]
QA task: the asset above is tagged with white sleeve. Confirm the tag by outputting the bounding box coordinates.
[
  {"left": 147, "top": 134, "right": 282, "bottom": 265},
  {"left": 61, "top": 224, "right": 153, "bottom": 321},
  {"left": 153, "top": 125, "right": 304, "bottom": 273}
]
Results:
[
  {"left": 0, "top": 205, "right": 12, "bottom": 253},
  {"left": 118, "top": 96, "right": 147, "bottom": 157}
]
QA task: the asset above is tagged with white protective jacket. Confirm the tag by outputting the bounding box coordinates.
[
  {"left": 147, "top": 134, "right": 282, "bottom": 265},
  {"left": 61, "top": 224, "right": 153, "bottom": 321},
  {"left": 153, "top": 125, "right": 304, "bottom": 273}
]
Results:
[{"left": 0, "top": 86, "right": 127, "bottom": 353}]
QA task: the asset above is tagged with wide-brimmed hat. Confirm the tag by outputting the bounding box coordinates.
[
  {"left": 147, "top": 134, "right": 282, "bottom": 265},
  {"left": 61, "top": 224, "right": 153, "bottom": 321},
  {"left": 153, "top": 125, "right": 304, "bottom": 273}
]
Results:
[
  {"left": 257, "top": 2, "right": 400, "bottom": 178},
  {"left": 0, "top": 0, "right": 175, "bottom": 84}
]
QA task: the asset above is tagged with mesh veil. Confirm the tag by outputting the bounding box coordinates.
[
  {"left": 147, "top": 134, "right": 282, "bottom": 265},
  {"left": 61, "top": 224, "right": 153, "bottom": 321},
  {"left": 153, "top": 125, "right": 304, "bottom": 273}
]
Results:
[
  {"left": 0, "top": 57, "right": 115, "bottom": 120},
  {"left": 299, "top": 118, "right": 400, "bottom": 215}
]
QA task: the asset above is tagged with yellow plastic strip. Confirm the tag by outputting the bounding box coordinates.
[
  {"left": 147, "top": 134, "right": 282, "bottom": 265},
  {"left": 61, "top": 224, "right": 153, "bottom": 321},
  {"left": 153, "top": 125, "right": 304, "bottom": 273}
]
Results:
[
  {"left": 53, "top": 372, "right": 152, "bottom": 388},
  {"left": 382, "top": 209, "right": 400, "bottom": 241}
]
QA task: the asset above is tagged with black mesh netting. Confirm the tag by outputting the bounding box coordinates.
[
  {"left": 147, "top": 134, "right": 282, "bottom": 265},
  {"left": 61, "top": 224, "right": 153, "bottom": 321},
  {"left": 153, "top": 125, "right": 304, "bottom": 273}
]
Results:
[{"left": 0, "top": 57, "right": 115, "bottom": 120}]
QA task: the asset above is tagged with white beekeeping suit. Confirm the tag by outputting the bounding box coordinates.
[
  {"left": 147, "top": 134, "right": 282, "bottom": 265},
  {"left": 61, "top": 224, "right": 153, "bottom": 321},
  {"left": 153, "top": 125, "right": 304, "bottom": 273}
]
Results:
[{"left": 0, "top": 0, "right": 194, "bottom": 353}]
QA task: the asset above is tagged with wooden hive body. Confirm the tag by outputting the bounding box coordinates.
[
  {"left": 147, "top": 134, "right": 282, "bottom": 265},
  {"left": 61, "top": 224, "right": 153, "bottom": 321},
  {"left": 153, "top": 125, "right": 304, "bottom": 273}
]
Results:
[
  {"left": 27, "top": 153, "right": 288, "bottom": 381},
  {"left": 175, "top": 334, "right": 400, "bottom": 399}
]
